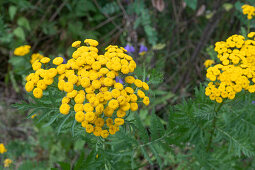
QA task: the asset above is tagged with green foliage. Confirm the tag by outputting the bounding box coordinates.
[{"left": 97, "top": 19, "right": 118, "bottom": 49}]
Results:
[{"left": 2, "top": 0, "right": 255, "bottom": 169}]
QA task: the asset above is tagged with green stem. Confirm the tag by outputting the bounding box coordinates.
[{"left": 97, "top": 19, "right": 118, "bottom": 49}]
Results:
[
  {"left": 206, "top": 101, "right": 224, "bottom": 151},
  {"left": 248, "top": 20, "right": 250, "bottom": 33}
]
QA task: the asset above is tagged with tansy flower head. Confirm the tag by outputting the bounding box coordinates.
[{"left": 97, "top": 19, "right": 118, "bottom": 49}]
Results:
[
  {"left": 205, "top": 33, "right": 255, "bottom": 103},
  {"left": 22, "top": 39, "right": 150, "bottom": 138},
  {"left": 242, "top": 4, "right": 255, "bottom": 20}
]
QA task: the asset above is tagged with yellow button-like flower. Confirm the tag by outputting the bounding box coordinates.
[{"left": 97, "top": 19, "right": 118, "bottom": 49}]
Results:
[
  {"left": 59, "top": 103, "right": 70, "bottom": 115},
  {"left": 143, "top": 96, "right": 150, "bottom": 106},
  {"left": 25, "top": 81, "right": 34, "bottom": 92},
  {"left": 0, "top": 143, "right": 7, "bottom": 154},
  {"left": 33, "top": 88, "right": 43, "bottom": 98},
  {"left": 72, "top": 41, "right": 81, "bottom": 48},
  {"left": 75, "top": 111, "right": 85, "bottom": 122},
  {"left": 86, "top": 124, "right": 94, "bottom": 133},
  {"left": 85, "top": 112, "right": 96, "bottom": 122},
  {"left": 4, "top": 158, "right": 12, "bottom": 168},
  {"left": 40, "top": 57, "right": 51, "bottom": 64},
  {"left": 114, "top": 118, "right": 124, "bottom": 126},
  {"left": 130, "top": 103, "right": 138, "bottom": 111},
  {"left": 100, "top": 130, "right": 109, "bottom": 138},
  {"left": 108, "top": 99, "right": 119, "bottom": 110},
  {"left": 53, "top": 57, "right": 64, "bottom": 65}
]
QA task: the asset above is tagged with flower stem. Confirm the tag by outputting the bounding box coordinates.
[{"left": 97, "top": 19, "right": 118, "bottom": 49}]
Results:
[
  {"left": 248, "top": 20, "right": 250, "bottom": 33},
  {"left": 206, "top": 101, "right": 224, "bottom": 151}
]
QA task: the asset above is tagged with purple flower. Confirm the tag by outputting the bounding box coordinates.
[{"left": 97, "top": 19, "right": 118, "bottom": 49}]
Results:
[
  {"left": 139, "top": 45, "right": 148, "bottom": 55},
  {"left": 124, "top": 44, "right": 135, "bottom": 53},
  {"left": 115, "top": 76, "right": 124, "bottom": 84},
  {"left": 146, "top": 76, "right": 149, "bottom": 82},
  {"left": 252, "top": 101, "right": 255, "bottom": 104}
]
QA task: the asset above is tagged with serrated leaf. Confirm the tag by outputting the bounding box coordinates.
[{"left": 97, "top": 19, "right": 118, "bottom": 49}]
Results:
[
  {"left": 135, "top": 114, "right": 149, "bottom": 143},
  {"left": 140, "top": 146, "right": 153, "bottom": 164},
  {"left": 150, "top": 113, "right": 165, "bottom": 140},
  {"left": 43, "top": 114, "right": 61, "bottom": 127},
  {"left": 57, "top": 114, "right": 72, "bottom": 135}
]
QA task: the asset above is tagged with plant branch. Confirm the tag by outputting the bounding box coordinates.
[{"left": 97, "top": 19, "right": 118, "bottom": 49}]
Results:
[{"left": 206, "top": 101, "right": 224, "bottom": 151}]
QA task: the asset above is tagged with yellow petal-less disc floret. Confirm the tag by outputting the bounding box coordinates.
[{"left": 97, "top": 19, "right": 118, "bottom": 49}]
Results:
[
  {"left": 59, "top": 103, "right": 70, "bottom": 115},
  {"left": 14, "top": 45, "right": 31, "bottom": 56},
  {"left": 33, "top": 88, "right": 43, "bottom": 98},
  {"left": 0, "top": 143, "right": 7, "bottom": 154},
  {"left": 53, "top": 57, "right": 64, "bottom": 65},
  {"left": 72, "top": 41, "right": 81, "bottom": 48}
]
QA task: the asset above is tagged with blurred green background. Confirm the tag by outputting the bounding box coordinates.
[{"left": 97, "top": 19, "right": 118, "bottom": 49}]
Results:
[{"left": 0, "top": 0, "right": 255, "bottom": 169}]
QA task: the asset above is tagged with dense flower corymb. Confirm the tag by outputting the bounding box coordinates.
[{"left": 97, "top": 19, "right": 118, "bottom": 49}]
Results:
[
  {"left": 22, "top": 39, "right": 150, "bottom": 138},
  {"left": 205, "top": 33, "right": 255, "bottom": 103},
  {"left": 242, "top": 4, "right": 255, "bottom": 20}
]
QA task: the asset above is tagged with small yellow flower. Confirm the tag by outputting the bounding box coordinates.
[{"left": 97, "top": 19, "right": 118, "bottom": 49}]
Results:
[
  {"left": 4, "top": 159, "right": 12, "bottom": 168},
  {"left": 108, "top": 99, "right": 119, "bottom": 110},
  {"left": 0, "top": 143, "right": 7, "bottom": 154},
  {"left": 72, "top": 41, "right": 81, "bottom": 48},
  {"left": 53, "top": 57, "right": 64, "bottom": 65},
  {"left": 14, "top": 45, "right": 31, "bottom": 56},
  {"left": 114, "top": 118, "right": 124, "bottom": 126},
  {"left": 25, "top": 81, "right": 34, "bottom": 92},
  {"left": 33, "top": 88, "right": 43, "bottom": 98},
  {"left": 134, "top": 79, "right": 143, "bottom": 87},
  {"left": 31, "top": 114, "right": 37, "bottom": 119},
  {"left": 204, "top": 59, "right": 214, "bottom": 68},
  {"left": 75, "top": 111, "right": 85, "bottom": 122},
  {"left": 143, "top": 96, "right": 150, "bottom": 106},
  {"left": 100, "top": 130, "right": 109, "bottom": 138},
  {"left": 130, "top": 103, "right": 138, "bottom": 111},
  {"left": 40, "top": 57, "right": 51, "bottom": 64},
  {"left": 59, "top": 103, "right": 70, "bottom": 115},
  {"left": 242, "top": 4, "right": 255, "bottom": 20},
  {"left": 85, "top": 124, "right": 94, "bottom": 133},
  {"left": 125, "top": 76, "right": 135, "bottom": 84}
]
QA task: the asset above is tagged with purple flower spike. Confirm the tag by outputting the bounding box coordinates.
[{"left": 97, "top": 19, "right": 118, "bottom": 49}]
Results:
[
  {"left": 116, "top": 76, "right": 124, "bottom": 84},
  {"left": 124, "top": 44, "right": 135, "bottom": 53},
  {"left": 146, "top": 76, "right": 149, "bottom": 82},
  {"left": 139, "top": 45, "right": 148, "bottom": 55}
]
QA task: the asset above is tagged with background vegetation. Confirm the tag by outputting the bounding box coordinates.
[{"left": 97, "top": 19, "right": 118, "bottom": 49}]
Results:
[{"left": 0, "top": 0, "right": 255, "bottom": 169}]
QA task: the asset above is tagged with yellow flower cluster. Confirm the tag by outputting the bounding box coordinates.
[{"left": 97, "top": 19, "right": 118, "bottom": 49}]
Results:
[
  {"left": 0, "top": 143, "right": 7, "bottom": 154},
  {"left": 4, "top": 159, "right": 12, "bottom": 168},
  {"left": 24, "top": 39, "right": 150, "bottom": 138},
  {"left": 242, "top": 4, "right": 255, "bottom": 20},
  {"left": 13, "top": 45, "right": 31, "bottom": 56},
  {"left": 204, "top": 59, "right": 215, "bottom": 68},
  {"left": 205, "top": 33, "right": 255, "bottom": 103}
]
